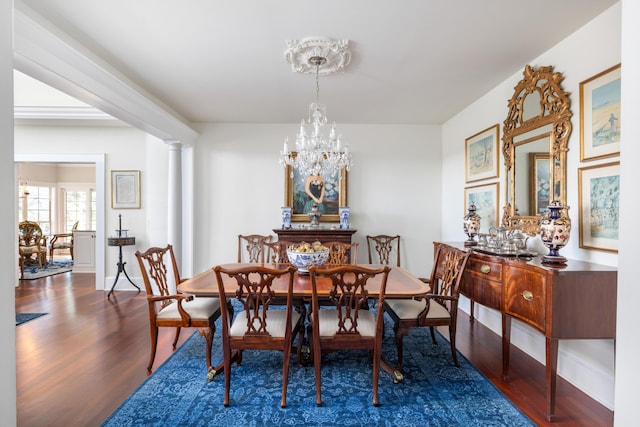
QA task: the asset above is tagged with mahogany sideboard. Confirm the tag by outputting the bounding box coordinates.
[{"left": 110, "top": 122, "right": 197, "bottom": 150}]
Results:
[
  {"left": 436, "top": 242, "right": 617, "bottom": 422},
  {"left": 273, "top": 227, "right": 357, "bottom": 245}
]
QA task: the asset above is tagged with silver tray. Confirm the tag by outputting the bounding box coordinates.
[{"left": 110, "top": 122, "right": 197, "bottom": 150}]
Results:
[{"left": 470, "top": 247, "right": 537, "bottom": 258}]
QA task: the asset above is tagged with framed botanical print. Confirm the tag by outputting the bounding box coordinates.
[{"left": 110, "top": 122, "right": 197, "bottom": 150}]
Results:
[
  {"left": 578, "top": 161, "right": 620, "bottom": 252},
  {"left": 111, "top": 170, "right": 141, "bottom": 209},
  {"left": 529, "top": 152, "right": 550, "bottom": 216},
  {"left": 464, "top": 182, "right": 499, "bottom": 233},
  {"left": 284, "top": 164, "right": 347, "bottom": 223},
  {"left": 465, "top": 124, "right": 499, "bottom": 183},
  {"left": 580, "top": 64, "right": 621, "bottom": 161}
]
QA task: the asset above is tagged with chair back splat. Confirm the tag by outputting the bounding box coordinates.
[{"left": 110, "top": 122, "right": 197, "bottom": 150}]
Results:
[
  {"left": 309, "top": 264, "right": 390, "bottom": 407},
  {"left": 237, "top": 234, "right": 273, "bottom": 263},
  {"left": 383, "top": 243, "right": 471, "bottom": 371},
  {"left": 213, "top": 264, "right": 304, "bottom": 408},
  {"left": 366, "top": 234, "right": 401, "bottom": 267},
  {"left": 136, "top": 244, "right": 223, "bottom": 376},
  {"left": 324, "top": 241, "right": 358, "bottom": 265}
]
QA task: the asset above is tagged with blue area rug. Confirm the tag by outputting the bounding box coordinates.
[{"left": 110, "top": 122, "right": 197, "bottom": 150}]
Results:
[
  {"left": 102, "top": 314, "right": 534, "bottom": 426},
  {"left": 21, "top": 260, "right": 73, "bottom": 280},
  {"left": 16, "top": 312, "right": 47, "bottom": 326}
]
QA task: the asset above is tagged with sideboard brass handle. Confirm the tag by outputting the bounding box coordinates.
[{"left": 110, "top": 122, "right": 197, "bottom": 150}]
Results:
[
  {"left": 522, "top": 290, "right": 534, "bottom": 301},
  {"left": 480, "top": 265, "right": 491, "bottom": 274}
]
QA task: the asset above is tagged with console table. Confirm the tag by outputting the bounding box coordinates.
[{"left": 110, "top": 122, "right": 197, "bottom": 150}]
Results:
[
  {"left": 436, "top": 242, "right": 617, "bottom": 422},
  {"left": 274, "top": 227, "right": 357, "bottom": 262}
]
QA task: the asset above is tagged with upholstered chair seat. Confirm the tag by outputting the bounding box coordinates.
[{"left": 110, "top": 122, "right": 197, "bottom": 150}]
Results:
[
  {"left": 156, "top": 297, "right": 221, "bottom": 322},
  {"left": 384, "top": 298, "right": 451, "bottom": 320}
]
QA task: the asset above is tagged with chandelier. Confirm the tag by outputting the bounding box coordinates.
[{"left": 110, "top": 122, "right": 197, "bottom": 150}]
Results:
[{"left": 280, "top": 37, "right": 353, "bottom": 179}]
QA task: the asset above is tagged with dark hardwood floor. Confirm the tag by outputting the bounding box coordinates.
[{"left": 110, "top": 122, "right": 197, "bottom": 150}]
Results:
[{"left": 16, "top": 271, "right": 613, "bottom": 426}]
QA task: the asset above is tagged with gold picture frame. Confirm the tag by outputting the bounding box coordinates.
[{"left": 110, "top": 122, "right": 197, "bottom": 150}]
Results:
[
  {"left": 111, "top": 170, "right": 141, "bottom": 209},
  {"left": 284, "top": 164, "right": 347, "bottom": 223},
  {"left": 529, "top": 152, "right": 550, "bottom": 216},
  {"left": 580, "top": 64, "right": 621, "bottom": 162},
  {"left": 578, "top": 161, "right": 620, "bottom": 252},
  {"left": 465, "top": 124, "right": 500, "bottom": 183},
  {"left": 464, "top": 182, "right": 499, "bottom": 233}
]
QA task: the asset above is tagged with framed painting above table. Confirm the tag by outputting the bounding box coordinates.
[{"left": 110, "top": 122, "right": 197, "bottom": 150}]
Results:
[{"left": 284, "top": 163, "right": 347, "bottom": 223}]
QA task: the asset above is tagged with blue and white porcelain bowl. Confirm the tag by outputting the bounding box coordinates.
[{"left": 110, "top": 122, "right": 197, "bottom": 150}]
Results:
[{"left": 287, "top": 249, "right": 330, "bottom": 274}]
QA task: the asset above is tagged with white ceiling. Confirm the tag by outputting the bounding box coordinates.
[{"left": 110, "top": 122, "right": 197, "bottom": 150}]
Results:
[{"left": 16, "top": 0, "right": 618, "bottom": 126}]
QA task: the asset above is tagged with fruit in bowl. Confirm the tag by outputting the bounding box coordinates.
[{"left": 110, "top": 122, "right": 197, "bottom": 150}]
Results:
[{"left": 286, "top": 241, "right": 330, "bottom": 274}]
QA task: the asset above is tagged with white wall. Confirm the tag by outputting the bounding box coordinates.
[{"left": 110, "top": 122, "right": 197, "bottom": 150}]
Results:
[
  {"left": 1, "top": 0, "right": 16, "bottom": 423},
  {"left": 442, "top": 3, "right": 621, "bottom": 409},
  {"left": 614, "top": 1, "right": 640, "bottom": 425},
  {"left": 191, "top": 123, "right": 441, "bottom": 278}
]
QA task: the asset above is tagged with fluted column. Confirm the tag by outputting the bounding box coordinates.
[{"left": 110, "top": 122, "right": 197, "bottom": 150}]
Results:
[{"left": 166, "top": 140, "right": 182, "bottom": 269}]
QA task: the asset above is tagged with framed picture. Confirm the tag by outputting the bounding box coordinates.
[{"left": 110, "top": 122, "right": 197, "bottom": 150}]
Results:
[
  {"left": 580, "top": 64, "right": 621, "bottom": 161},
  {"left": 284, "top": 163, "right": 347, "bottom": 222},
  {"left": 464, "top": 182, "right": 499, "bottom": 233},
  {"left": 465, "top": 124, "right": 499, "bottom": 183},
  {"left": 111, "top": 170, "right": 141, "bottom": 209},
  {"left": 578, "top": 161, "right": 619, "bottom": 252},
  {"left": 529, "top": 152, "right": 550, "bottom": 216}
]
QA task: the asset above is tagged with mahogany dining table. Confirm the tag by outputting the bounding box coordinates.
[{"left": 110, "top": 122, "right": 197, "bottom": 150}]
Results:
[{"left": 177, "top": 262, "right": 430, "bottom": 382}]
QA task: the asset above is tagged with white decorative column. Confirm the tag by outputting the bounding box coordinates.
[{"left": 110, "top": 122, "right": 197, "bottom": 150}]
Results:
[{"left": 166, "top": 140, "right": 183, "bottom": 269}]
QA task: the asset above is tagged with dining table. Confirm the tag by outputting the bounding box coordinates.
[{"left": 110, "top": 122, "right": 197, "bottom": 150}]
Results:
[{"left": 178, "top": 262, "right": 430, "bottom": 382}]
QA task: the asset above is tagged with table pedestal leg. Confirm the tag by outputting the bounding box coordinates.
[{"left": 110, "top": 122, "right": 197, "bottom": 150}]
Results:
[{"left": 107, "top": 245, "right": 140, "bottom": 297}]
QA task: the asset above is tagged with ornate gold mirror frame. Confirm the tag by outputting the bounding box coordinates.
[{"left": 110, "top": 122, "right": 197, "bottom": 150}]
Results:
[{"left": 502, "top": 65, "right": 572, "bottom": 235}]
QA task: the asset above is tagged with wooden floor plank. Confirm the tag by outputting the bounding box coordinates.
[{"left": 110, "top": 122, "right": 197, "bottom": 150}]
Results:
[{"left": 15, "top": 271, "right": 613, "bottom": 426}]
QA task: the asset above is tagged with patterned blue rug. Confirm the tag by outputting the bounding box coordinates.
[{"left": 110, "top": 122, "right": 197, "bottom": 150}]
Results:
[
  {"left": 16, "top": 312, "right": 47, "bottom": 326},
  {"left": 102, "top": 314, "right": 534, "bottom": 426},
  {"left": 21, "top": 260, "right": 73, "bottom": 280}
]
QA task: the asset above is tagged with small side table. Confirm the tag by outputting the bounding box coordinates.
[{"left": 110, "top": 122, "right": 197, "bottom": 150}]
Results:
[{"left": 107, "top": 236, "right": 140, "bottom": 297}]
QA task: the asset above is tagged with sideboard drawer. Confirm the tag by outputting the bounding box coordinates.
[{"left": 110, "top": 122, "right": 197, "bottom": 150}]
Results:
[
  {"left": 504, "top": 266, "right": 546, "bottom": 331},
  {"left": 466, "top": 257, "right": 503, "bottom": 281},
  {"left": 461, "top": 257, "right": 503, "bottom": 310}
]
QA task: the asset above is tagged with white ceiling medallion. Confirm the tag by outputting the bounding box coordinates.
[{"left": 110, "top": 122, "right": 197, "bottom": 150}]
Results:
[{"left": 285, "top": 37, "right": 351, "bottom": 75}]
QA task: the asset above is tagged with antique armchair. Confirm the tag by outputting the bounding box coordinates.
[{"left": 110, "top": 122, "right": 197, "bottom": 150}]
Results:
[
  {"left": 324, "top": 241, "right": 358, "bottom": 265},
  {"left": 19, "top": 221, "right": 48, "bottom": 278},
  {"left": 213, "top": 264, "right": 304, "bottom": 407},
  {"left": 366, "top": 234, "right": 401, "bottom": 266},
  {"left": 237, "top": 234, "right": 273, "bottom": 263},
  {"left": 49, "top": 221, "right": 79, "bottom": 260},
  {"left": 135, "top": 244, "right": 224, "bottom": 375},
  {"left": 309, "top": 264, "right": 390, "bottom": 406},
  {"left": 384, "top": 243, "right": 471, "bottom": 369}
]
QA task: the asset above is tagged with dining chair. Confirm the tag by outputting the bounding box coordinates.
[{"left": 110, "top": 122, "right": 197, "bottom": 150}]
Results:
[
  {"left": 324, "top": 241, "right": 358, "bottom": 265},
  {"left": 265, "top": 240, "right": 293, "bottom": 264},
  {"left": 237, "top": 234, "right": 273, "bottom": 263},
  {"left": 309, "top": 264, "right": 391, "bottom": 407},
  {"left": 135, "top": 244, "right": 224, "bottom": 375},
  {"left": 49, "top": 220, "right": 79, "bottom": 260},
  {"left": 213, "top": 264, "right": 304, "bottom": 407},
  {"left": 366, "top": 234, "right": 401, "bottom": 266},
  {"left": 383, "top": 243, "right": 471, "bottom": 370}
]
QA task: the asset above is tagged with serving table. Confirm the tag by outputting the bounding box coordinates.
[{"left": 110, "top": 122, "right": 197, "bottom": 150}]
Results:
[
  {"left": 178, "top": 263, "right": 428, "bottom": 381},
  {"left": 436, "top": 242, "right": 617, "bottom": 421}
]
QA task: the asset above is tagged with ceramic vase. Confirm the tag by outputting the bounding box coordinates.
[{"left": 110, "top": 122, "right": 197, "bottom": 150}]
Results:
[
  {"left": 463, "top": 203, "right": 481, "bottom": 246},
  {"left": 540, "top": 201, "right": 571, "bottom": 264},
  {"left": 339, "top": 206, "right": 350, "bottom": 229},
  {"left": 281, "top": 206, "right": 292, "bottom": 229}
]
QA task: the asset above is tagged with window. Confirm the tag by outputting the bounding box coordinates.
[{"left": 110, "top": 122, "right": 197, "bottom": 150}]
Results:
[
  {"left": 62, "top": 187, "right": 96, "bottom": 232},
  {"left": 18, "top": 185, "right": 52, "bottom": 235}
]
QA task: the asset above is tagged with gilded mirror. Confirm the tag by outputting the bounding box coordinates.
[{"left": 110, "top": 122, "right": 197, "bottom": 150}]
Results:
[{"left": 502, "top": 65, "right": 572, "bottom": 235}]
